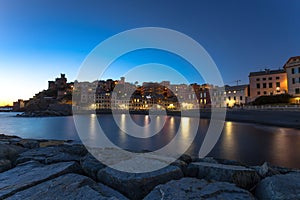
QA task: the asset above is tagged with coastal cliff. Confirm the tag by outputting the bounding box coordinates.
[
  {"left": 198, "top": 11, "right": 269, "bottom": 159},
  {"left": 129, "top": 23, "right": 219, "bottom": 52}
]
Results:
[{"left": 1, "top": 134, "right": 299, "bottom": 199}]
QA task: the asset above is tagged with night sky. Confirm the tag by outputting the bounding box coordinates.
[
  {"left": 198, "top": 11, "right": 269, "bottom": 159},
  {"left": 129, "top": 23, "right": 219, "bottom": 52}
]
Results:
[{"left": 0, "top": 0, "right": 299, "bottom": 105}]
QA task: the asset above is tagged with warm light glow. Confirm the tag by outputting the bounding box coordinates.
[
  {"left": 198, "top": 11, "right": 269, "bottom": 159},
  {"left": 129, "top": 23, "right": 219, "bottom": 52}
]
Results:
[
  {"left": 0, "top": 101, "right": 13, "bottom": 106},
  {"left": 167, "top": 103, "right": 175, "bottom": 109}
]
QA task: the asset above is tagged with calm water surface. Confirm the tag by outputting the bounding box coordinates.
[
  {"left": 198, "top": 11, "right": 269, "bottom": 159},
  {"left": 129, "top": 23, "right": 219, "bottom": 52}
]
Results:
[{"left": 1, "top": 112, "right": 300, "bottom": 168}]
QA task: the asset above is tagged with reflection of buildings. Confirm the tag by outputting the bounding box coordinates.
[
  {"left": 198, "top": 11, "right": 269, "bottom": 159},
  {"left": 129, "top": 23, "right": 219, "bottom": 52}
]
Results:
[
  {"left": 284, "top": 56, "right": 300, "bottom": 103},
  {"left": 249, "top": 69, "right": 287, "bottom": 102}
]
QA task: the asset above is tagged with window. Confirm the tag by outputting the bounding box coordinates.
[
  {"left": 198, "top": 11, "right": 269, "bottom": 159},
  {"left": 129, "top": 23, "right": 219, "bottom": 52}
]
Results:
[
  {"left": 228, "top": 97, "right": 231, "bottom": 100},
  {"left": 234, "top": 96, "right": 236, "bottom": 100},
  {"left": 276, "top": 77, "right": 280, "bottom": 80},
  {"left": 269, "top": 83, "right": 273, "bottom": 88},
  {"left": 298, "top": 67, "right": 300, "bottom": 74},
  {"left": 268, "top": 77, "right": 272, "bottom": 80},
  {"left": 292, "top": 68, "right": 295, "bottom": 74},
  {"left": 293, "top": 78, "right": 295, "bottom": 84},
  {"left": 256, "top": 78, "right": 260, "bottom": 81},
  {"left": 276, "top": 82, "right": 280, "bottom": 87},
  {"left": 263, "top": 78, "right": 266, "bottom": 81},
  {"left": 263, "top": 83, "right": 267, "bottom": 88},
  {"left": 256, "top": 83, "right": 260, "bottom": 88},
  {"left": 240, "top": 96, "right": 243, "bottom": 100},
  {"left": 296, "top": 88, "right": 300, "bottom": 94},
  {"left": 263, "top": 91, "right": 267, "bottom": 95},
  {"left": 257, "top": 91, "right": 261, "bottom": 95}
]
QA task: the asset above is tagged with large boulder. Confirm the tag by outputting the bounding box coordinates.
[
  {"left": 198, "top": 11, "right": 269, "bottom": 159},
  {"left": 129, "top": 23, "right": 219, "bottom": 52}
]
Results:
[
  {"left": 144, "top": 178, "right": 256, "bottom": 200},
  {"left": 251, "top": 162, "right": 280, "bottom": 178},
  {"left": 0, "top": 161, "right": 82, "bottom": 199},
  {"left": 255, "top": 172, "right": 300, "bottom": 199},
  {"left": 80, "top": 153, "right": 106, "bottom": 180},
  {"left": 97, "top": 165, "right": 183, "bottom": 200},
  {"left": 12, "top": 139, "right": 40, "bottom": 149},
  {"left": 187, "top": 162, "right": 260, "bottom": 190},
  {"left": 6, "top": 173, "right": 128, "bottom": 200},
  {"left": 15, "top": 144, "right": 87, "bottom": 165},
  {"left": 0, "top": 144, "right": 26, "bottom": 161},
  {"left": 0, "top": 159, "right": 12, "bottom": 173}
]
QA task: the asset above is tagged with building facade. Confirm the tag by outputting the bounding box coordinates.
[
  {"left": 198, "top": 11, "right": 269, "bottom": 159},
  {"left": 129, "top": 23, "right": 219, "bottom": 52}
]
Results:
[
  {"left": 249, "top": 69, "right": 287, "bottom": 102},
  {"left": 284, "top": 56, "right": 300, "bottom": 100},
  {"left": 225, "top": 84, "right": 249, "bottom": 107}
]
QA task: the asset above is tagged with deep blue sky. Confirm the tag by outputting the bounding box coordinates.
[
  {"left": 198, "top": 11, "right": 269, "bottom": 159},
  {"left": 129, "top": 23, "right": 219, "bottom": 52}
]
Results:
[{"left": 0, "top": 0, "right": 300, "bottom": 105}]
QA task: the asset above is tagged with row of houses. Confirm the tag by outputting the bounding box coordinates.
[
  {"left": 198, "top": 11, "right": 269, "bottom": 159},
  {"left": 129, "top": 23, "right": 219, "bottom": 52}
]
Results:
[
  {"left": 14, "top": 56, "right": 300, "bottom": 111},
  {"left": 73, "top": 56, "right": 300, "bottom": 110},
  {"left": 225, "top": 56, "right": 300, "bottom": 107}
]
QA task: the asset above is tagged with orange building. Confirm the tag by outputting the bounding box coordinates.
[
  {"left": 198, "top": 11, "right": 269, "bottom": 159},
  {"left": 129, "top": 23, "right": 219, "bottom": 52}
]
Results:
[{"left": 249, "top": 69, "right": 287, "bottom": 102}]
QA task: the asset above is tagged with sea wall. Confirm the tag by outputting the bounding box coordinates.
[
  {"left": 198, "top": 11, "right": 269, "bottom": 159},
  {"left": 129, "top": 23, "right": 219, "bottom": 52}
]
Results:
[{"left": 1, "top": 134, "right": 299, "bottom": 199}]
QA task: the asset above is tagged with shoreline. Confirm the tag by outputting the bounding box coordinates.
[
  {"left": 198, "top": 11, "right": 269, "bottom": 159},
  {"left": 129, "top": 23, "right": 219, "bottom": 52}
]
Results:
[{"left": 16, "top": 108, "right": 300, "bottom": 129}]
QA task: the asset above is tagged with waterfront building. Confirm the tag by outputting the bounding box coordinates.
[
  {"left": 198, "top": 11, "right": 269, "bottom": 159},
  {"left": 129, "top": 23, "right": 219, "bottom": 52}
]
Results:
[
  {"left": 224, "top": 84, "right": 249, "bottom": 107},
  {"left": 248, "top": 69, "right": 287, "bottom": 102},
  {"left": 284, "top": 56, "right": 300, "bottom": 103}
]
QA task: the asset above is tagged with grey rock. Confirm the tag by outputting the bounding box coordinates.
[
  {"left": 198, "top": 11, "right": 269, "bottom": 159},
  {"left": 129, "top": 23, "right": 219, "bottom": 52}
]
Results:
[
  {"left": 80, "top": 153, "right": 106, "bottom": 181},
  {"left": 144, "top": 178, "right": 256, "bottom": 200},
  {"left": 97, "top": 165, "right": 184, "bottom": 200},
  {"left": 0, "top": 159, "right": 12, "bottom": 173},
  {"left": 193, "top": 157, "right": 246, "bottom": 167},
  {"left": 251, "top": 162, "right": 280, "bottom": 178},
  {"left": 0, "top": 161, "right": 82, "bottom": 199},
  {"left": 0, "top": 144, "right": 26, "bottom": 161},
  {"left": 97, "top": 183, "right": 129, "bottom": 200},
  {"left": 12, "top": 139, "right": 40, "bottom": 149},
  {"left": 255, "top": 172, "right": 300, "bottom": 200},
  {"left": 192, "top": 157, "right": 219, "bottom": 164},
  {"left": 178, "top": 154, "right": 192, "bottom": 164},
  {"left": 187, "top": 162, "right": 260, "bottom": 190},
  {"left": 0, "top": 134, "right": 20, "bottom": 140},
  {"left": 15, "top": 144, "right": 87, "bottom": 165},
  {"left": 6, "top": 173, "right": 128, "bottom": 200}
]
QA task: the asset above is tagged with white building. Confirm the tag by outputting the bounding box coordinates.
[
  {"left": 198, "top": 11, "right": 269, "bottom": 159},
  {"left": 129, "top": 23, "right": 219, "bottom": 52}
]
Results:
[{"left": 284, "top": 56, "right": 300, "bottom": 101}]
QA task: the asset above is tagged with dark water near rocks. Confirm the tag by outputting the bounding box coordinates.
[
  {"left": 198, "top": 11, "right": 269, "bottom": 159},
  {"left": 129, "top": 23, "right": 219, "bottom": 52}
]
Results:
[{"left": 1, "top": 112, "right": 300, "bottom": 168}]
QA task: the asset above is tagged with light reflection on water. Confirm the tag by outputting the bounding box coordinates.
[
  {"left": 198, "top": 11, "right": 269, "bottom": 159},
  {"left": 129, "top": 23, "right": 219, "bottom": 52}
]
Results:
[{"left": 1, "top": 112, "right": 300, "bottom": 168}]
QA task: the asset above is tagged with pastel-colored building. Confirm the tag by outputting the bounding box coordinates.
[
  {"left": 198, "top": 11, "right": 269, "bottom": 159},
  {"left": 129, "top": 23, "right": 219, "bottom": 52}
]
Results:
[
  {"left": 284, "top": 56, "right": 300, "bottom": 101},
  {"left": 248, "top": 69, "right": 287, "bottom": 102},
  {"left": 225, "top": 84, "right": 249, "bottom": 107}
]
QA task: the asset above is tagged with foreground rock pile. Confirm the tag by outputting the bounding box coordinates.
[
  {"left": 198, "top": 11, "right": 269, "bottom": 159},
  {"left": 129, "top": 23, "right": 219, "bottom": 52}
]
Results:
[{"left": 1, "top": 134, "right": 300, "bottom": 200}]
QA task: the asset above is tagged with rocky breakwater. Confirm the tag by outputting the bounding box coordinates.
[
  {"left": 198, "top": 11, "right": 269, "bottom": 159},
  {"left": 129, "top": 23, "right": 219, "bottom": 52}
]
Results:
[
  {"left": 1, "top": 134, "right": 300, "bottom": 199},
  {"left": 17, "top": 103, "right": 72, "bottom": 117}
]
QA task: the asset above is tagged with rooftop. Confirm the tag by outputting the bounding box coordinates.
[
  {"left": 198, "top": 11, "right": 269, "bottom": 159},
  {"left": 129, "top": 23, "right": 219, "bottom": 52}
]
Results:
[
  {"left": 249, "top": 69, "right": 285, "bottom": 77},
  {"left": 225, "top": 84, "right": 248, "bottom": 92}
]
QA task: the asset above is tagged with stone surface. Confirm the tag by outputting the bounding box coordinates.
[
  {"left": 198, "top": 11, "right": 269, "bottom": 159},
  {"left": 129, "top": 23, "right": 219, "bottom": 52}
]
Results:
[
  {"left": 97, "top": 165, "right": 184, "bottom": 200},
  {"left": 39, "top": 140, "right": 66, "bottom": 147},
  {"left": 6, "top": 173, "right": 128, "bottom": 200},
  {"left": 80, "top": 153, "right": 106, "bottom": 181},
  {"left": 252, "top": 162, "right": 280, "bottom": 178},
  {"left": 13, "top": 139, "right": 40, "bottom": 149},
  {"left": 0, "top": 161, "right": 82, "bottom": 199},
  {"left": 144, "top": 178, "right": 256, "bottom": 200},
  {"left": 15, "top": 144, "right": 87, "bottom": 165},
  {"left": 187, "top": 162, "right": 260, "bottom": 190},
  {"left": 255, "top": 172, "right": 300, "bottom": 200},
  {"left": 0, "top": 144, "right": 26, "bottom": 161},
  {"left": 0, "top": 159, "right": 12, "bottom": 173}
]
